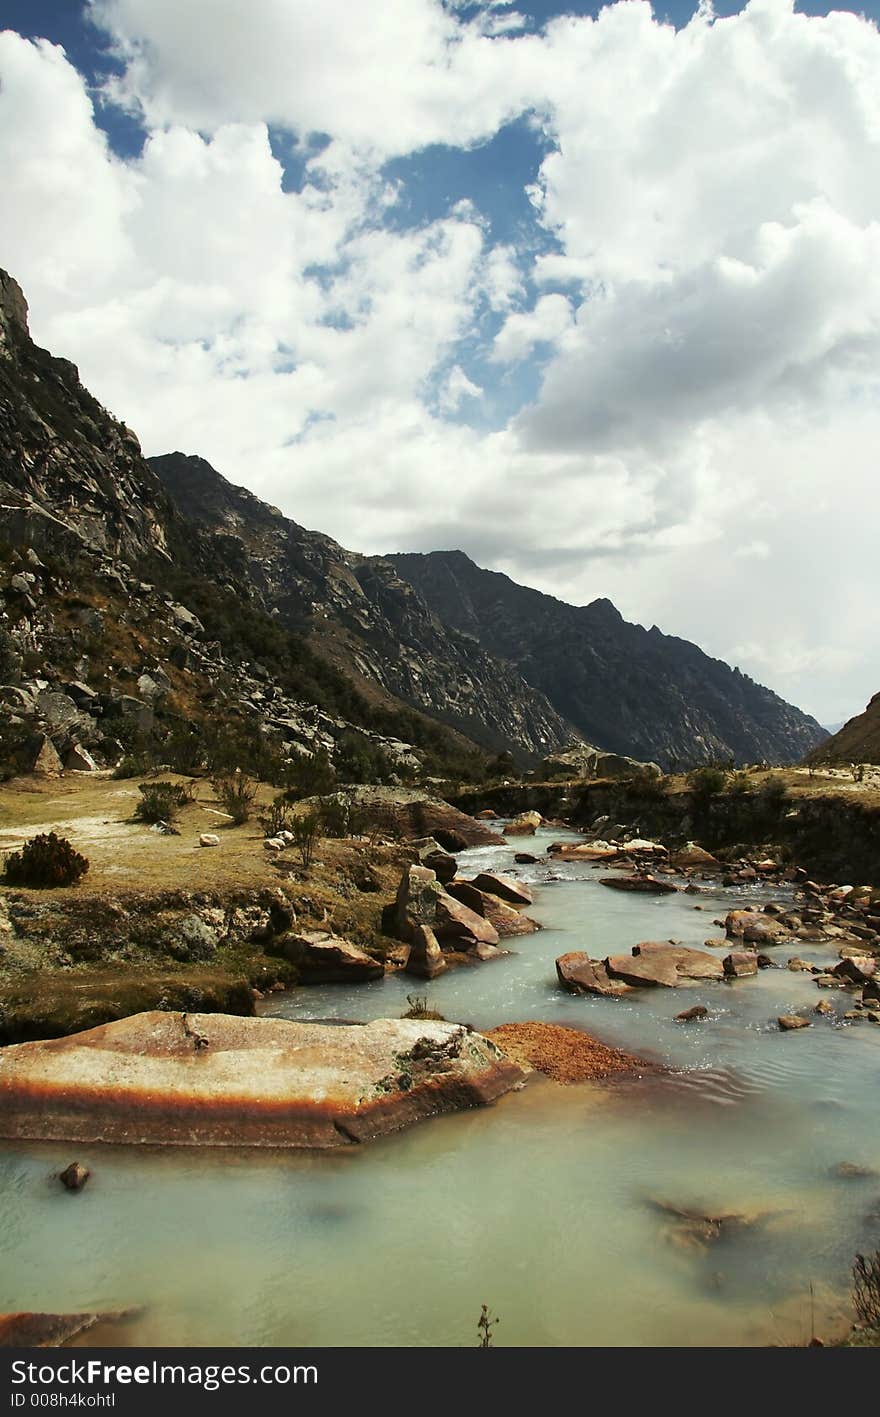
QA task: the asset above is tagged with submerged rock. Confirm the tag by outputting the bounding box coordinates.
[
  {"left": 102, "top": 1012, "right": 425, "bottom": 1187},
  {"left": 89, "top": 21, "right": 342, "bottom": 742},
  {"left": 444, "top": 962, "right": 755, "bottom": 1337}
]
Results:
[
  {"left": 0, "top": 1012, "right": 528, "bottom": 1148},
  {"left": 58, "top": 1161, "right": 90, "bottom": 1192},
  {"left": 778, "top": 1014, "right": 811, "bottom": 1031},
  {"left": 675, "top": 1005, "right": 709, "bottom": 1022}
]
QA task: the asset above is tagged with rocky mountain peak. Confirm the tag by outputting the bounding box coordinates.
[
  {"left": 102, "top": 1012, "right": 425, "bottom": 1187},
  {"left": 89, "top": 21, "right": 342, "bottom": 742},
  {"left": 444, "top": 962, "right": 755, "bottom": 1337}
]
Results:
[{"left": 0, "top": 270, "right": 29, "bottom": 348}]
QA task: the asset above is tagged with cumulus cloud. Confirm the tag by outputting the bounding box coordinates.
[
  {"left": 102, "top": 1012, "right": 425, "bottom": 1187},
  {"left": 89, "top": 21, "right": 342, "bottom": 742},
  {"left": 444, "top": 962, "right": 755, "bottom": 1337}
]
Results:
[{"left": 1, "top": 2, "right": 879, "bottom": 723}]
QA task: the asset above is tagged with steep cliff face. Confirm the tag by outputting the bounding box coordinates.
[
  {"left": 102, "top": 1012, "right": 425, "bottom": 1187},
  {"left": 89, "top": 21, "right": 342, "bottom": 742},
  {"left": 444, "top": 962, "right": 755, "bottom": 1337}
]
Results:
[
  {"left": 0, "top": 272, "right": 171, "bottom": 566},
  {"left": 149, "top": 453, "right": 575, "bottom": 759},
  {"left": 806, "top": 693, "right": 880, "bottom": 765},
  {"left": 387, "top": 550, "right": 827, "bottom": 769}
]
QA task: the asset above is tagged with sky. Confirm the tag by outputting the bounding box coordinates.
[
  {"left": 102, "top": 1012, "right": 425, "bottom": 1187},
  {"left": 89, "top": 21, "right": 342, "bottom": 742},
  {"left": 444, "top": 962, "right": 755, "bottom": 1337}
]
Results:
[{"left": 0, "top": 1, "right": 878, "bottom": 727}]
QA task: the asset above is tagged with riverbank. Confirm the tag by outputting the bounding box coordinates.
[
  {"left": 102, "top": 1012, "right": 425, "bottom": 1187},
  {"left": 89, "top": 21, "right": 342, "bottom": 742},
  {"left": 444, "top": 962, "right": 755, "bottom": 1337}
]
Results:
[{"left": 452, "top": 767, "right": 880, "bottom": 885}]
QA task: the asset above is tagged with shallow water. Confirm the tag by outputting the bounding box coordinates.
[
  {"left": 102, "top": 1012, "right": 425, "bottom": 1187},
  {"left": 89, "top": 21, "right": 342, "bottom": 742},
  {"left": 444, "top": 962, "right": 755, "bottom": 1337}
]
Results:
[{"left": 1, "top": 825, "right": 878, "bottom": 1346}]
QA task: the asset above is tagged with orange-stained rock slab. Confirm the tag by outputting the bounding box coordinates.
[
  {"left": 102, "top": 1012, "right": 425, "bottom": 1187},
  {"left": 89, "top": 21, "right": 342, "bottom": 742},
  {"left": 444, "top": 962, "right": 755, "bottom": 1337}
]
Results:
[{"left": 0, "top": 1012, "right": 528, "bottom": 1149}]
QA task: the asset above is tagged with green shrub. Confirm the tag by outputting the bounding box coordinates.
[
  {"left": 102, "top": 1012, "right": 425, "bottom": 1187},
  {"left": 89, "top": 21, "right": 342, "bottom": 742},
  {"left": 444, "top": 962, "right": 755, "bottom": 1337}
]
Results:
[
  {"left": 290, "top": 810, "right": 321, "bottom": 868},
  {"left": 112, "top": 753, "right": 151, "bottom": 780},
  {"left": 687, "top": 765, "right": 728, "bottom": 800},
  {"left": 260, "top": 793, "right": 295, "bottom": 838},
  {"left": 4, "top": 832, "right": 89, "bottom": 888},
  {"left": 134, "top": 780, "right": 192, "bottom": 824},
  {"left": 213, "top": 772, "right": 258, "bottom": 825},
  {"left": 285, "top": 748, "right": 337, "bottom": 800}
]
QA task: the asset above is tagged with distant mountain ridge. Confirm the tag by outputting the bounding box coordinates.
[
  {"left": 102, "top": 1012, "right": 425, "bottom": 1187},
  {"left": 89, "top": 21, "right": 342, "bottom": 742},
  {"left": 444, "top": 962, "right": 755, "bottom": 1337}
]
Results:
[
  {"left": 387, "top": 550, "right": 827, "bottom": 769},
  {"left": 0, "top": 263, "right": 826, "bottom": 773}
]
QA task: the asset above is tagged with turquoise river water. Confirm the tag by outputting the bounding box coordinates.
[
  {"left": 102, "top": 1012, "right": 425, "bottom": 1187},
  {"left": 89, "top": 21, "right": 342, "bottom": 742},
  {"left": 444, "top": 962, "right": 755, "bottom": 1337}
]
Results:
[{"left": 0, "top": 824, "right": 878, "bottom": 1346}]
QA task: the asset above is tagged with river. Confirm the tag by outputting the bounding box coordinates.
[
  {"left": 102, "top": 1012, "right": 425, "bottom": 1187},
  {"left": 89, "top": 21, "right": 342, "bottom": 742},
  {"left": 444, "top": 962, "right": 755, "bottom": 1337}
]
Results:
[{"left": 0, "top": 825, "right": 877, "bottom": 1346}]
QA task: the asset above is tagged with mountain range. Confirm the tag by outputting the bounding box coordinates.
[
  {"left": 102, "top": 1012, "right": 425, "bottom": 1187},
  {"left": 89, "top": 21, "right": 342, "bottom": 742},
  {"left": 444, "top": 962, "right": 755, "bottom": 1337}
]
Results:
[{"left": 0, "top": 267, "right": 827, "bottom": 778}]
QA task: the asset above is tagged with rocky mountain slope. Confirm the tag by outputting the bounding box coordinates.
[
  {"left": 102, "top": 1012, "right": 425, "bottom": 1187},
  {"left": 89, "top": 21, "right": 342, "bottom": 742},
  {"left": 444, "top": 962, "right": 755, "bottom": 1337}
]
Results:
[
  {"left": 0, "top": 268, "right": 572, "bottom": 778},
  {"left": 149, "top": 452, "right": 573, "bottom": 759},
  {"left": 806, "top": 693, "right": 880, "bottom": 765},
  {"left": 388, "top": 550, "right": 827, "bottom": 769}
]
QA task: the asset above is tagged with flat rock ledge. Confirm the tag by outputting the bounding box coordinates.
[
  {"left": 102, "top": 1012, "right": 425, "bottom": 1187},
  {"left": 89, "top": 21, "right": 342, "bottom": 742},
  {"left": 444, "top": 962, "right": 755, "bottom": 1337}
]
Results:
[
  {"left": 0, "top": 1012, "right": 528, "bottom": 1149},
  {"left": 486, "top": 1022, "right": 651, "bottom": 1084}
]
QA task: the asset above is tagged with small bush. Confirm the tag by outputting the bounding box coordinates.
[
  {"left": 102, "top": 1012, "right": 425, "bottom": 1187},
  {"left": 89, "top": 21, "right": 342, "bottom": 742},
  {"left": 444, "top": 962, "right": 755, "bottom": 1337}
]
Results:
[
  {"left": 0, "top": 720, "right": 34, "bottom": 781},
  {"left": 260, "top": 793, "right": 295, "bottom": 838},
  {"left": 285, "top": 748, "right": 336, "bottom": 800},
  {"left": 112, "top": 753, "right": 151, "bottom": 780},
  {"left": 687, "top": 765, "right": 728, "bottom": 800},
  {"left": 853, "top": 1252, "right": 880, "bottom": 1330},
  {"left": 213, "top": 772, "right": 258, "bottom": 825},
  {"left": 401, "top": 994, "right": 445, "bottom": 1021},
  {"left": 290, "top": 809, "right": 321, "bottom": 869},
  {"left": 134, "top": 781, "right": 192, "bottom": 824},
  {"left": 4, "top": 832, "right": 89, "bottom": 888}
]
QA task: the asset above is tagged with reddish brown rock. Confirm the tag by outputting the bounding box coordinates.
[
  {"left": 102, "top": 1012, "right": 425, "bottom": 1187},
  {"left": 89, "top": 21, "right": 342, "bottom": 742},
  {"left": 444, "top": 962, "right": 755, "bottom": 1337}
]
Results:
[
  {"left": 404, "top": 925, "right": 447, "bottom": 980},
  {"left": 675, "top": 1005, "right": 709, "bottom": 1022},
  {"left": 0, "top": 1012, "right": 527, "bottom": 1148},
  {"left": 600, "top": 875, "right": 679, "bottom": 894},
  {"left": 556, "top": 953, "right": 633, "bottom": 997},
  {"left": 606, "top": 942, "right": 724, "bottom": 988},
  {"left": 278, "top": 931, "right": 383, "bottom": 983},
  {"left": 434, "top": 892, "right": 500, "bottom": 948},
  {"left": 778, "top": 1014, "right": 811, "bottom": 1031},
  {"left": 832, "top": 956, "right": 877, "bottom": 984},
  {"left": 58, "top": 1161, "right": 90, "bottom": 1191},
  {"left": 723, "top": 952, "right": 758, "bottom": 978},
  {"left": 725, "top": 910, "right": 787, "bottom": 944},
  {"left": 670, "top": 844, "right": 721, "bottom": 870},
  {"left": 470, "top": 872, "right": 533, "bottom": 908},
  {"left": 486, "top": 1022, "right": 649, "bottom": 1083}
]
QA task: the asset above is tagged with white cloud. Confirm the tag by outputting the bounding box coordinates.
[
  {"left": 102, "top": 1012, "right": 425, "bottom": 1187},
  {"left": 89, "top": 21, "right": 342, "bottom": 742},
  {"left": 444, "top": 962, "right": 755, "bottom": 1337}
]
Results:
[
  {"left": 491, "top": 292, "right": 573, "bottom": 363},
  {"left": 1, "top": 3, "right": 879, "bottom": 725}
]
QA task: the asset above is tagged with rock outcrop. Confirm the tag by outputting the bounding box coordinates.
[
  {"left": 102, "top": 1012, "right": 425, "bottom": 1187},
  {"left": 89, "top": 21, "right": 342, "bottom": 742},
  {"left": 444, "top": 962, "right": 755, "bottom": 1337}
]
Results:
[{"left": 0, "top": 1011, "right": 528, "bottom": 1148}]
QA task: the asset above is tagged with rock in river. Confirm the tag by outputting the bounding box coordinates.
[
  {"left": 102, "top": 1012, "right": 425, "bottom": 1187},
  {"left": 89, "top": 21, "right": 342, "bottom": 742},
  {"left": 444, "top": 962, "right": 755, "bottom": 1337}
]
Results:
[
  {"left": 605, "top": 942, "right": 724, "bottom": 988},
  {"left": 0, "top": 1012, "right": 528, "bottom": 1148},
  {"left": 778, "top": 1014, "right": 811, "bottom": 1031},
  {"left": 276, "top": 931, "right": 383, "bottom": 983},
  {"left": 600, "top": 875, "right": 679, "bottom": 895},
  {"left": 556, "top": 953, "right": 633, "bottom": 997}
]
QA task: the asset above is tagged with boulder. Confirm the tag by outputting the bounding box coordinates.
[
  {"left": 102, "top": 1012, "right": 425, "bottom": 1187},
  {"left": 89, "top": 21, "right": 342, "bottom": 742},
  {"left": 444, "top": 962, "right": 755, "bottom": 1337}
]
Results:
[
  {"left": 505, "top": 817, "right": 537, "bottom": 837},
  {"left": 434, "top": 892, "right": 500, "bottom": 948},
  {"left": 469, "top": 872, "right": 533, "bottom": 908},
  {"left": 599, "top": 875, "right": 679, "bottom": 894},
  {"left": 778, "top": 1014, "right": 811, "bottom": 1031},
  {"left": 62, "top": 680, "right": 97, "bottom": 709},
  {"left": 863, "top": 977, "right": 880, "bottom": 1005},
  {"left": 606, "top": 942, "right": 724, "bottom": 988},
  {"left": 787, "top": 958, "right": 814, "bottom": 972},
  {"left": 556, "top": 953, "right": 633, "bottom": 997},
  {"left": 832, "top": 956, "right": 877, "bottom": 984},
  {"left": 404, "top": 925, "right": 447, "bottom": 980},
  {"left": 409, "top": 837, "right": 457, "bottom": 884},
  {"left": 480, "top": 896, "right": 540, "bottom": 939},
  {"left": 0, "top": 1012, "right": 527, "bottom": 1148},
  {"left": 445, "top": 880, "right": 487, "bottom": 915},
  {"left": 58, "top": 1161, "right": 90, "bottom": 1191},
  {"left": 724, "top": 910, "right": 787, "bottom": 945},
  {"left": 30, "top": 735, "right": 63, "bottom": 777},
  {"left": 814, "top": 999, "right": 835, "bottom": 1016},
  {"left": 64, "top": 745, "right": 98, "bottom": 772},
  {"left": 514, "top": 853, "right": 539, "bottom": 864},
  {"left": 199, "top": 833, "right": 220, "bottom": 847},
  {"left": 670, "top": 844, "right": 721, "bottom": 870},
  {"left": 675, "top": 1005, "right": 709, "bottom": 1022},
  {"left": 277, "top": 931, "right": 383, "bottom": 983},
  {"left": 394, "top": 863, "right": 445, "bottom": 941},
  {"left": 723, "top": 952, "right": 758, "bottom": 978}
]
